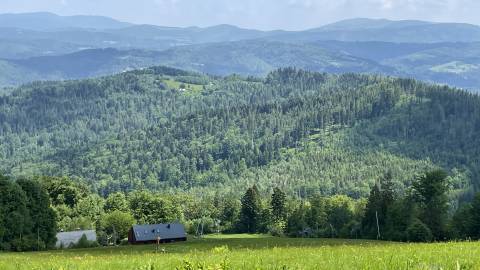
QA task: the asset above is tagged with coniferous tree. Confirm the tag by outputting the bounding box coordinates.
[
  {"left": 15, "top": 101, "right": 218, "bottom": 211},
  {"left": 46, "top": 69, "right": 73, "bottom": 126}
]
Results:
[
  {"left": 0, "top": 175, "right": 31, "bottom": 251},
  {"left": 239, "top": 185, "right": 262, "bottom": 233},
  {"left": 271, "top": 187, "right": 287, "bottom": 222},
  {"left": 287, "top": 201, "right": 309, "bottom": 237},
  {"left": 449, "top": 203, "right": 473, "bottom": 239},
  {"left": 17, "top": 179, "right": 57, "bottom": 250},
  {"left": 470, "top": 192, "right": 480, "bottom": 239},
  {"left": 361, "top": 173, "right": 395, "bottom": 239},
  {"left": 0, "top": 175, "right": 8, "bottom": 247},
  {"left": 361, "top": 184, "right": 382, "bottom": 239},
  {"left": 413, "top": 170, "right": 449, "bottom": 240},
  {"left": 384, "top": 195, "right": 419, "bottom": 242},
  {"left": 380, "top": 173, "right": 395, "bottom": 214}
]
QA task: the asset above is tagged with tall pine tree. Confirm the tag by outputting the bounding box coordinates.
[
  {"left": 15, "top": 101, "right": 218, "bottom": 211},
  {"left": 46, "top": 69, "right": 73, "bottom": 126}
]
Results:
[
  {"left": 469, "top": 192, "right": 480, "bottom": 239},
  {"left": 413, "top": 170, "right": 449, "bottom": 240},
  {"left": 271, "top": 187, "right": 286, "bottom": 222},
  {"left": 239, "top": 185, "right": 262, "bottom": 233},
  {"left": 17, "top": 179, "right": 57, "bottom": 250},
  {"left": 361, "top": 173, "right": 395, "bottom": 239},
  {"left": 361, "top": 184, "right": 382, "bottom": 239}
]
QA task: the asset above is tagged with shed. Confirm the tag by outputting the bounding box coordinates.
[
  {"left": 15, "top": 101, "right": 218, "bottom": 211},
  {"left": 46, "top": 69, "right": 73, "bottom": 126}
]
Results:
[
  {"left": 128, "top": 223, "right": 187, "bottom": 244},
  {"left": 55, "top": 230, "right": 97, "bottom": 248}
]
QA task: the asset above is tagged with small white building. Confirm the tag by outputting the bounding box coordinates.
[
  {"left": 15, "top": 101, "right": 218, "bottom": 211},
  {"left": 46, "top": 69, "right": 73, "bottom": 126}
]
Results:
[{"left": 56, "top": 230, "right": 97, "bottom": 248}]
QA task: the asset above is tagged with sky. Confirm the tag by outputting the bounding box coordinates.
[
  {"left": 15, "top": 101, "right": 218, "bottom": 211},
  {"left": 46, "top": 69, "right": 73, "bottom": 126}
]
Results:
[{"left": 0, "top": 0, "right": 479, "bottom": 30}]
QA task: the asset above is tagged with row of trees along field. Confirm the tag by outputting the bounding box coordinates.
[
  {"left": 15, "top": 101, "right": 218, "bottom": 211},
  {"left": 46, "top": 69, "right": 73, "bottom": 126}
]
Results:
[
  {"left": 1, "top": 170, "right": 480, "bottom": 251},
  {"left": 0, "top": 175, "right": 56, "bottom": 251},
  {"left": 0, "top": 67, "right": 479, "bottom": 197}
]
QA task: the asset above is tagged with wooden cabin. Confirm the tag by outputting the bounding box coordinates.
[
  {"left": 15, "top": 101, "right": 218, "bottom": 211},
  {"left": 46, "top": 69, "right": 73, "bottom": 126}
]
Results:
[{"left": 128, "top": 223, "right": 187, "bottom": 244}]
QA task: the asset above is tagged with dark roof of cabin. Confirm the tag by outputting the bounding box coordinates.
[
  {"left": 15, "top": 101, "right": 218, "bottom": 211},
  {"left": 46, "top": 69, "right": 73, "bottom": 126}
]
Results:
[{"left": 131, "top": 223, "right": 186, "bottom": 242}]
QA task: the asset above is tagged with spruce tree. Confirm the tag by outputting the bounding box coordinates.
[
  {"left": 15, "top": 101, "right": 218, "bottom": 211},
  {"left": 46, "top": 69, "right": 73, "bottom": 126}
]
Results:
[
  {"left": 470, "top": 192, "right": 480, "bottom": 239},
  {"left": 271, "top": 187, "right": 286, "bottom": 222},
  {"left": 361, "top": 173, "right": 395, "bottom": 239},
  {"left": 0, "top": 175, "right": 31, "bottom": 251},
  {"left": 361, "top": 184, "right": 382, "bottom": 239},
  {"left": 239, "top": 185, "right": 262, "bottom": 233},
  {"left": 17, "top": 179, "right": 57, "bottom": 250},
  {"left": 413, "top": 170, "right": 449, "bottom": 240}
]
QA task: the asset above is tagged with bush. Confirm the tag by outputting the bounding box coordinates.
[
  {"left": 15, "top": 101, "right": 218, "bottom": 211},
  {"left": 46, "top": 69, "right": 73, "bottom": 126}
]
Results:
[
  {"left": 96, "top": 231, "right": 109, "bottom": 246},
  {"left": 268, "top": 221, "right": 286, "bottom": 237},
  {"left": 407, "top": 220, "right": 433, "bottom": 242},
  {"left": 120, "top": 239, "right": 130, "bottom": 246}
]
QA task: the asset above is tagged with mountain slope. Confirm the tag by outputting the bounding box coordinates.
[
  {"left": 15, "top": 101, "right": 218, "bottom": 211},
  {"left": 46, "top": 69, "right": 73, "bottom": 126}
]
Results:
[
  {"left": 3, "top": 40, "right": 480, "bottom": 92},
  {"left": 2, "top": 15, "right": 480, "bottom": 60},
  {"left": 0, "top": 12, "right": 132, "bottom": 31},
  {"left": 318, "top": 18, "right": 432, "bottom": 31},
  {"left": 153, "top": 40, "right": 390, "bottom": 76},
  {"left": 285, "top": 18, "right": 480, "bottom": 43},
  {"left": 0, "top": 42, "right": 389, "bottom": 85},
  {"left": 0, "top": 67, "right": 478, "bottom": 196},
  {"left": 2, "top": 48, "right": 162, "bottom": 83},
  {"left": 1, "top": 14, "right": 480, "bottom": 91}
]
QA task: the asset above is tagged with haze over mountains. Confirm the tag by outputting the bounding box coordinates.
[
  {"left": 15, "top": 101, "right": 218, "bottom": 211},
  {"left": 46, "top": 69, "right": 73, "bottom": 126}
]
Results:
[
  {"left": 1, "top": 12, "right": 480, "bottom": 91},
  {"left": 1, "top": 12, "right": 480, "bottom": 202}
]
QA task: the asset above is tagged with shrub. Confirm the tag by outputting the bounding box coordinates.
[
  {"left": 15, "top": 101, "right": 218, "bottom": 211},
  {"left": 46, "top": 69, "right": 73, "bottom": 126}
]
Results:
[
  {"left": 96, "top": 231, "right": 109, "bottom": 246},
  {"left": 407, "top": 220, "right": 433, "bottom": 242},
  {"left": 268, "top": 221, "right": 286, "bottom": 237}
]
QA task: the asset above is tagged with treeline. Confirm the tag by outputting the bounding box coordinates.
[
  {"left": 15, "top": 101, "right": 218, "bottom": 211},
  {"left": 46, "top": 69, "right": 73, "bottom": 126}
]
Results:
[
  {"left": 0, "top": 175, "right": 56, "bottom": 251},
  {"left": 238, "top": 170, "right": 480, "bottom": 241},
  {"left": 2, "top": 169, "right": 479, "bottom": 251},
  {"left": 0, "top": 67, "right": 479, "bottom": 197}
]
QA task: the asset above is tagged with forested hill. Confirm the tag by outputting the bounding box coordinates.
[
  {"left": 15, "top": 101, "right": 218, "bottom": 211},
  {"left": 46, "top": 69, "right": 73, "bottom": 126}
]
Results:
[{"left": 0, "top": 67, "right": 479, "bottom": 197}]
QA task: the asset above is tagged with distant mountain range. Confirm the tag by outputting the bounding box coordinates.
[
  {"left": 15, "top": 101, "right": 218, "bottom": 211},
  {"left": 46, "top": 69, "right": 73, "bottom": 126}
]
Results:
[
  {"left": 1, "top": 13, "right": 480, "bottom": 91},
  {"left": 0, "top": 12, "right": 132, "bottom": 30}
]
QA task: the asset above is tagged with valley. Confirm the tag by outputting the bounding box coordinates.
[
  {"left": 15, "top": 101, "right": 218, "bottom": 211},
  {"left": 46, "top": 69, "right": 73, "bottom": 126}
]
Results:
[
  {"left": 1, "top": 14, "right": 480, "bottom": 91},
  {"left": 1, "top": 9, "right": 480, "bottom": 269}
]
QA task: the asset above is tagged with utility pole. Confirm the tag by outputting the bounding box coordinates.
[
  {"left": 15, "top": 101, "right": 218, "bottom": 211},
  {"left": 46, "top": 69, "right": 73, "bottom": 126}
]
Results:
[
  {"left": 112, "top": 225, "right": 117, "bottom": 246},
  {"left": 375, "top": 211, "right": 381, "bottom": 240},
  {"left": 156, "top": 236, "right": 161, "bottom": 252}
]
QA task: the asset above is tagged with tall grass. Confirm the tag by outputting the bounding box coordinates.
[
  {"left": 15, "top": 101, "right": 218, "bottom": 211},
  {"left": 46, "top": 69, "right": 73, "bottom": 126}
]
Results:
[{"left": 0, "top": 235, "right": 478, "bottom": 270}]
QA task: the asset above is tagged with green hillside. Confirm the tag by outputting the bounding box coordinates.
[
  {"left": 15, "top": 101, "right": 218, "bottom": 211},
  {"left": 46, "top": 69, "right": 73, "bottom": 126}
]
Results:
[
  {"left": 2, "top": 15, "right": 480, "bottom": 90},
  {"left": 154, "top": 40, "right": 389, "bottom": 76},
  {"left": 2, "top": 40, "right": 480, "bottom": 92},
  {"left": 0, "top": 67, "right": 478, "bottom": 197}
]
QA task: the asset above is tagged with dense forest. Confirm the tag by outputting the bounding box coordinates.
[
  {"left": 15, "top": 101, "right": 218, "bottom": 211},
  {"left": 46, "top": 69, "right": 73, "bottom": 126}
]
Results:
[
  {"left": 1, "top": 66, "right": 480, "bottom": 250},
  {"left": 0, "top": 67, "right": 479, "bottom": 199}
]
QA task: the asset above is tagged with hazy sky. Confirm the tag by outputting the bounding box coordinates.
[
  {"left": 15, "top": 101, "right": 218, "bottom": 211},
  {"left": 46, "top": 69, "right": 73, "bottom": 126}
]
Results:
[{"left": 1, "top": 0, "right": 479, "bottom": 30}]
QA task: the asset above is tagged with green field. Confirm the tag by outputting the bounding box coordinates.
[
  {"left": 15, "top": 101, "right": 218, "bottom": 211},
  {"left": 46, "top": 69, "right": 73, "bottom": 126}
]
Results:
[
  {"left": 1, "top": 235, "right": 479, "bottom": 270},
  {"left": 163, "top": 77, "right": 205, "bottom": 94}
]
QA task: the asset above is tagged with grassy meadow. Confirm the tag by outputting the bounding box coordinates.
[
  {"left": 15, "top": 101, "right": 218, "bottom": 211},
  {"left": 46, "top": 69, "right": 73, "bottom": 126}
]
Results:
[{"left": 1, "top": 235, "right": 480, "bottom": 270}]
